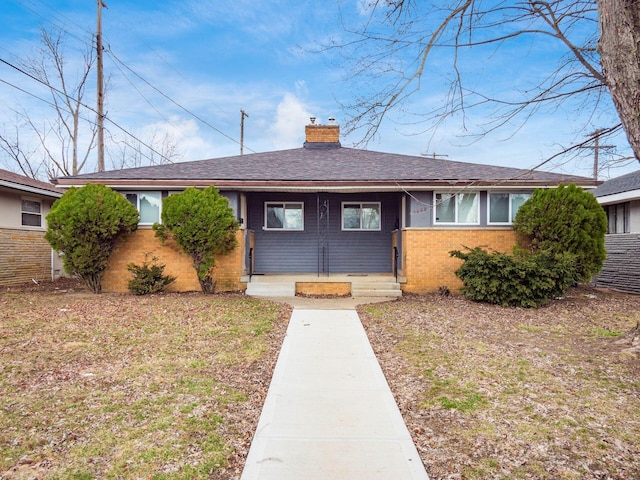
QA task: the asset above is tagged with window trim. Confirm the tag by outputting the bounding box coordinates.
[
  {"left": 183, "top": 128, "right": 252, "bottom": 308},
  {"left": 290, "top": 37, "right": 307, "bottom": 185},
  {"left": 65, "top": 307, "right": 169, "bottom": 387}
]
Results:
[
  {"left": 21, "top": 197, "right": 42, "bottom": 228},
  {"left": 433, "top": 192, "right": 480, "bottom": 225},
  {"left": 124, "top": 191, "right": 162, "bottom": 226},
  {"left": 341, "top": 201, "right": 382, "bottom": 231},
  {"left": 487, "top": 192, "right": 531, "bottom": 225},
  {"left": 264, "top": 201, "right": 305, "bottom": 231}
]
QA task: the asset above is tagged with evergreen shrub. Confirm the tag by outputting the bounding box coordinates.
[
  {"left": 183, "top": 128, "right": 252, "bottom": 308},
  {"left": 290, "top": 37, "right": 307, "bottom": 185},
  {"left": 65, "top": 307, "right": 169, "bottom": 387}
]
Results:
[
  {"left": 127, "top": 254, "right": 176, "bottom": 295},
  {"left": 450, "top": 247, "right": 577, "bottom": 307}
]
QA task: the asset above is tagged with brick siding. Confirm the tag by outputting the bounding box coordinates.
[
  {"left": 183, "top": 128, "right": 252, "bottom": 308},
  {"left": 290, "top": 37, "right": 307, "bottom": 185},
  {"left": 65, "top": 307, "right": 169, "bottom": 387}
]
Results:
[
  {"left": 402, "top": 228, "right": 517, "bottom": 294},
  {"left": 296, "top": 282, "right": 351, "bottom": 296},
  {"left": 0, "top": 227, "right": 52, "bottom": 286},
  {"left": 102, "top": 229, "right": 247, "bottom": 293},
  {"left": 305, "top": 124, "right": 340, "bottom": 143}
]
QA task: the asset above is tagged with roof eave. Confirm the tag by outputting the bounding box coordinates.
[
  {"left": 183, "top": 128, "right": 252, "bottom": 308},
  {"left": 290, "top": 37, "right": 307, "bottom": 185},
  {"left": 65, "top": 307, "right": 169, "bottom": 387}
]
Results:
[
  {"left": 0, "top": 180, "right": 64, "bottom": 198},
  {"left": 53, "top": 178, "right": 598, "bottom": 191}
]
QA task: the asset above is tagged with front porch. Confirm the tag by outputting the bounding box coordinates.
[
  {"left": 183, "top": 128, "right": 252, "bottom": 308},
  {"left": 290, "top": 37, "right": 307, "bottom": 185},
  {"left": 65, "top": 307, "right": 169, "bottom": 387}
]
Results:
[{"left": 242, "top": 273, "right": 405, "bottom": 298}]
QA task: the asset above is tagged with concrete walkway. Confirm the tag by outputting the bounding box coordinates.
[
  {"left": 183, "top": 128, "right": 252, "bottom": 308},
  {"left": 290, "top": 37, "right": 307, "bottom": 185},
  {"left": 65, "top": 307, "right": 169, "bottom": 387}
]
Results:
[{"left": 240, "top": 305, "right": 430, "bottom": 479}]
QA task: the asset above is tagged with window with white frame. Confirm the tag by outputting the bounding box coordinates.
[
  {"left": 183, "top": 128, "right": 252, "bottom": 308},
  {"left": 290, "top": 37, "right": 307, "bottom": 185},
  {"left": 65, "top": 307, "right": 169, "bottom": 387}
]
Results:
[
  {"left": 434, "top": 192, "right": 479, "bottom": 224},
  {"left": 342, "top": 202, "right": 381, "bottom": 231},
  {"left": 488, "top": 193, "right": 531, "bottom": 224},
  {"left": 125, "top": 192, "right": 161, "bottom": 225},
  {"left": 265, "top": 202, "right": 304, "bottom": 230},
  {"left": 21, "top": 199, "right": 42, "bottom": 227}
]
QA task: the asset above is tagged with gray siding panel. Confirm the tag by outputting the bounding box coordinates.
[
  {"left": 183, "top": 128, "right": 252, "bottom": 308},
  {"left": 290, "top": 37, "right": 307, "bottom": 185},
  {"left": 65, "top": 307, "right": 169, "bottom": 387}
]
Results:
[
  {"left": 247, "top": 193, "right": 399, "bottom": 273},
  {"left": 593, "top": 233, "right": 640, "bottom": 294}
]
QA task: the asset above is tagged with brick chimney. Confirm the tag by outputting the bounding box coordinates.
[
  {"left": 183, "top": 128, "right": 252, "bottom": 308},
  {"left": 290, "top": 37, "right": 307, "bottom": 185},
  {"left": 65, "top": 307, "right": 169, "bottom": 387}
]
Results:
[{"left": 304, "top": 117, "right": 340, "bottom": 148}]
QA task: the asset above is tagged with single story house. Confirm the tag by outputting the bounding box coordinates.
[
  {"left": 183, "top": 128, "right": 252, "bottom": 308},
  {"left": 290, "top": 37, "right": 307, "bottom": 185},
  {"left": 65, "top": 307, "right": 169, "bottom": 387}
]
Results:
[
  {"left": 53, "top": 122, "right": 596, "bottom": 296},
  {"left": 0, "top": 168, "right": 65, "bottom": 286},
  {"left": 592, "top": 168, "right": 640, "bottom": 294}
]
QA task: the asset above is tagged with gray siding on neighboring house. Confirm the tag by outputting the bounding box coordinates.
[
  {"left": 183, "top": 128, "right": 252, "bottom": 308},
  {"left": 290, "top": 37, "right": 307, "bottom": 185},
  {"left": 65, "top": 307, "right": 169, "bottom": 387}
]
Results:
[
  {"left": 593, "top": 233, "right": 640, "bottom": 294},
  {"left": 247, "top": 192, "right": 400, "bottom": 273}
]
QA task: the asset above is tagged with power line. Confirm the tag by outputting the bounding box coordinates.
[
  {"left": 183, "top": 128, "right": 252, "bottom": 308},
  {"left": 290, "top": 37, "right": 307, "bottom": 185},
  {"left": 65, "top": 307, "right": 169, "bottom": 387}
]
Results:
[
  {"left": 9, "top": 0, "right": 255, "bottom": 156},
  {"left": 106, "top": 47, "right": 256, "bottom": 153},
  {"left": 0, "top": 57, "right": 175, "bottom": 167}
]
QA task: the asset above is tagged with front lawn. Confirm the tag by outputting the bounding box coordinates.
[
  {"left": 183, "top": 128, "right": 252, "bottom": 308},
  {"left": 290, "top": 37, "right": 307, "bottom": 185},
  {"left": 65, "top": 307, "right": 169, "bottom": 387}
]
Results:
[
  {"left": 0, "top": 281, "right": 290, "bottom": 479},
  {"left": 359, "top": 287, "right": 640, "bottom": 480}
]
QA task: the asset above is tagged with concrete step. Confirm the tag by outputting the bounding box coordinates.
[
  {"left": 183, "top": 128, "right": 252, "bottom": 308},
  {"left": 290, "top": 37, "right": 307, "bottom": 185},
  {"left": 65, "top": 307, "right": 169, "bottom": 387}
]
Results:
[
  {"left": 246, "top": 282, "right": 296, "bottom": 297},
  {"left": 351, "top": 281, "right": 402, "bottom": 298}
]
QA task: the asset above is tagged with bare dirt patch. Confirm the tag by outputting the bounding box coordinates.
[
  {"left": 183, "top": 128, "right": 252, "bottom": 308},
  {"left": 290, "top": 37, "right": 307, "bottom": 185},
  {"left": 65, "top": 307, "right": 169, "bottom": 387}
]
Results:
[{"left": 358, "top": 286, "right": 640, "bottom": 480}]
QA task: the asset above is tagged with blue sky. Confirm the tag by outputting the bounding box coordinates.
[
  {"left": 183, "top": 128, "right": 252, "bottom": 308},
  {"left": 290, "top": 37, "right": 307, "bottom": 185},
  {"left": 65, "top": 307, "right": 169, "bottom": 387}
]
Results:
[{"left": 0, "top": 0, "right": 636, "bottom": 179}]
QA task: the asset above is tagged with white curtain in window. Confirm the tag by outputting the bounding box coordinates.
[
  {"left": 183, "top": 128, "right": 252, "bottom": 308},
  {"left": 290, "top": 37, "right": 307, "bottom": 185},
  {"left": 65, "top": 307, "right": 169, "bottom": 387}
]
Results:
[
  {"left": 510, "top": 194, "right": 530, "bottom": 221},
  {"left": 457, "top": 193, "right": 478, "bottom": 223},
  {"left": 139, "top": 192, "right": 161, "bottom": 224}
]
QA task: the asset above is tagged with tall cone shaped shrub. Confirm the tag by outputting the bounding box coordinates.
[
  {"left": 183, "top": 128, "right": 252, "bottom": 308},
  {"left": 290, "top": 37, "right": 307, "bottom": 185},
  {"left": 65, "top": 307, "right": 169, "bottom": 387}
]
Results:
[
  {"left": 513, "top": 183, "right": 607, "bottom": 283},
  {"left": 154, "top": 186, "right": 239, "bottom": 293},
  {"left": 45, "top": 184, "right": 139, "bottom": 293}
]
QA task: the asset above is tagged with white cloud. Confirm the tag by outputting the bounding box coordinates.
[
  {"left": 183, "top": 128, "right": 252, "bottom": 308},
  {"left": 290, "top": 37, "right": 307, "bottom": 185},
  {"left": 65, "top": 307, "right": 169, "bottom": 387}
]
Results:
[{"left": 267, "top": 93, "right": 313, "bottom": 150}]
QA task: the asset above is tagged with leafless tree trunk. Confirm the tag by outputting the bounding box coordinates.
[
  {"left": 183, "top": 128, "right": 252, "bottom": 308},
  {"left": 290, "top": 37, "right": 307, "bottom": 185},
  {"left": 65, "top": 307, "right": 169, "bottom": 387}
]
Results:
[
  {"left": 329, "top": 0, "right": 638, "bottom": 166},
  {"left": 0, "top": 28, "right": 97, "bottom": 180},
  {"left": 26, "top": 28, "right": 98, "bottom": 176},
  {"left": 598, "top": 0, "right": 640, "bottom": 160}
]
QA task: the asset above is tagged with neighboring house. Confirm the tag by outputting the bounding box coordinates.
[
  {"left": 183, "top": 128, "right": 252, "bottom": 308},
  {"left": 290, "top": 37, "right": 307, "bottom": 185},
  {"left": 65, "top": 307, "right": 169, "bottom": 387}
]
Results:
[
  {"left": 53, "top": 122, "right": 596, "bottom": 296},
  {"left": 0, "top": 168, "right": 65, "bottom": 286},
  {"left": 592, "top": 169, "right": 640, "bottom": 294}
]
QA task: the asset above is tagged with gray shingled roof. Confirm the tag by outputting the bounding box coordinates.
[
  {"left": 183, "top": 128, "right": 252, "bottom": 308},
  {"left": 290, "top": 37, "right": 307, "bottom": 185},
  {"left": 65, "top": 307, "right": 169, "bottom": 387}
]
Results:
[
  {"left": 55, "top": 145, "right": 593, "bottom": 186},
  {"left": 592, "top": 169, "right": 640, "bottom": 197},
  {"left": 0, "top": 168, "right": 63, "bottom": 196}
]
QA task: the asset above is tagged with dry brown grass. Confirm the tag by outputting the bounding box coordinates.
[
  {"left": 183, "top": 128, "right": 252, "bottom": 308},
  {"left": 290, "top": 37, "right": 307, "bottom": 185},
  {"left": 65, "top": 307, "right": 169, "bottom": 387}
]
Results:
[
  {"left": 3, "top": 279, "right": 640, "bottom": 480},
  {"left": 0, "top": 279, "right": 290, "bottom": 480},
  {"left": 358, "top": 286, "right": 640, "bottom": 480}
]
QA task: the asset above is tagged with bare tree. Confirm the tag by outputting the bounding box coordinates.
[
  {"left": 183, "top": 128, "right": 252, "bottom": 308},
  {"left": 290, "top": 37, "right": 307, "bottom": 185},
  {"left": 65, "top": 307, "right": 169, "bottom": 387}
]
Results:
[
  {"left": 330, "top": 0, "right": 638, "bottom": 163},
  {"left": 107, "top": 129, "right": 183, "bottom": 170},
  {"left": 598, "top": 0, "right": 640, "bottom": 161},
  {"left": 0, "top": 115, "right": 43, "bottom": 179},
  {"left": 0, "top": 27, "right": 97, "bottom": 180}
]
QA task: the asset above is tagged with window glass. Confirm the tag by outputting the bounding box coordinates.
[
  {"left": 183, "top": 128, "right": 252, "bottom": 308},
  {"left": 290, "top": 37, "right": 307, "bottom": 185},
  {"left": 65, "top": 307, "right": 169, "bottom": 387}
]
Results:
[
  {"left": 511, "top": 194, "right": 530, "bottom": 221},
  {"left": 139, "top": 192, "right": 161, "bottom": 224},
  {"left": 489, "top": 193, "right": 509, "bottom": 223},
  {"left": 266, "top": 204, "right": 284, "bottom": 228},
  {"left": 21, "top": 199, "right": 42, "bottom": 227},
  {"left": 342, "top": 204, "right": 361, "bottom": 229},
  {"left": 265, "top": 202, "right": 304, "bottom": 230},
  {"left": 458, "top": 193, "right": 479, "bottom": 223},
  {"left": 489, "top": 193, "right": 531, "bottom": 224},
  {"left": 362, "top": 203, "right": 381, "bottom": 230},
  {"left": 124, "top": 192, "right": 160, "bottom": 224},
  {"left": 284, "top": 203, "right": 303, "bottom": 229},
  {"left": 435, "top": 194, "right": 455, "bottom": 223},
  {"left": 342, "top": 202, "right": 381, "bottom": 230}
]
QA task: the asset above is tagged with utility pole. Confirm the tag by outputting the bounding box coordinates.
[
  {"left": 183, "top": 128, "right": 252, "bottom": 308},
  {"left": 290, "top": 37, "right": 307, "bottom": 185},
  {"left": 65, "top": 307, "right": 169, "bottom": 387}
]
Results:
[
  {"left": 96, "top": 1, "right": 107, "bottom": 172},
  {"left": 240, "top": 109, "right": 249, "bottom": 155},
  {"left": 581, "top": 129, "right": 614, "bottom": 180}
]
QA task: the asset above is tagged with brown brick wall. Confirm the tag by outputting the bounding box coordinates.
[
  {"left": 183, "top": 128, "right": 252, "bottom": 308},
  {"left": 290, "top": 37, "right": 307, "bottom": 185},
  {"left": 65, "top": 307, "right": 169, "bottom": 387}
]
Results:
[
  {"left": 102, "top": 229, "right": 247, "bottom": 293},
  {"left": 402, "top": 228, "right": 517, "bottom": 294},
  {"left": 305, "top": 125, "right": 340, "bottom": 143},
  {"left": 296, "top": 282, "right": 351, "bottom": 296},
  {"left": 0, "top": 227, "right": 52, "bottom": 286}
]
